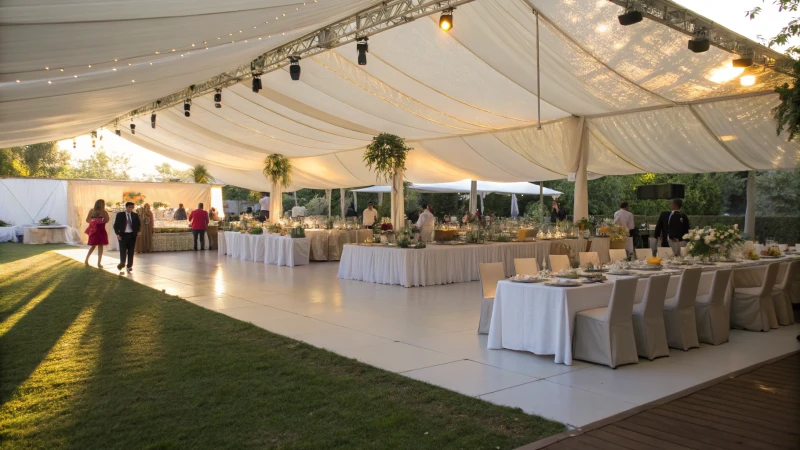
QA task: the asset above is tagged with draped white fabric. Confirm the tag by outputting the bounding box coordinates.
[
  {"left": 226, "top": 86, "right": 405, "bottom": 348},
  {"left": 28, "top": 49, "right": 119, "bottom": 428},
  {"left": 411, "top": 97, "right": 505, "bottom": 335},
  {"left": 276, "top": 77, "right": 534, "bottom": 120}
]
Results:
[
  {"left": 220, "top": 231, "right": 310, "bottom": 267},
  {"left": 3, "top": 0, "right": 799, "bottom": 188},
  {"left": 0, "top": 178, "right": 69, "bottom": 226}
]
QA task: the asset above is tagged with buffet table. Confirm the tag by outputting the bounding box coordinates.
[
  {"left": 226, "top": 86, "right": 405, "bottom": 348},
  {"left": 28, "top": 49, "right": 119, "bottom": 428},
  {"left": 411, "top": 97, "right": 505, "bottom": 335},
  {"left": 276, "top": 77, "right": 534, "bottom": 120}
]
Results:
[
  {"left": 23, "top": 225, "right": 80, "bottom": 244},
  {"left": 305, "top": 229, "right": 373, "bottom": 261},
  {"left": 487, "top": 257, "right": 798, "bottom": 365},
  {"left": 0, "top": 226, "right": 19, "bottom": 243},
  {"left": 151, "top": 232, "right": 194, "bottom": 252},
  {"left": 337, "top": 238, "right": 606, "bottom": 288},
  {"left": 219, "top": 231, "right": 310, "bottom": 267}
]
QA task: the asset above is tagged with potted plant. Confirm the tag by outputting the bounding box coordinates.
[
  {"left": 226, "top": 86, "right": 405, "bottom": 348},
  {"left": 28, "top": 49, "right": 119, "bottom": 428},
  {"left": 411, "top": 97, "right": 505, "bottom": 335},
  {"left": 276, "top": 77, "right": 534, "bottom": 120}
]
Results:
[{"left": 363, "top": 133, "right": 412, "bottom": 230}]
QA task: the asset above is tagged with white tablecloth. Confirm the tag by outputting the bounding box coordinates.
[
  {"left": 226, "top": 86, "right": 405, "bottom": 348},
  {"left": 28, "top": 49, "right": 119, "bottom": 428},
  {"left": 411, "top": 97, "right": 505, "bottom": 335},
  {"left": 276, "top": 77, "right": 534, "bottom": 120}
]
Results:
[
  {"left": 221, "top": 231, "right": 310, "bottom": 267},
  {"left": 0, "top": 226, "right": 19, "bottom": 242},
  {"left": 22, "top": 226, "right": 80, "bottom": 244}
]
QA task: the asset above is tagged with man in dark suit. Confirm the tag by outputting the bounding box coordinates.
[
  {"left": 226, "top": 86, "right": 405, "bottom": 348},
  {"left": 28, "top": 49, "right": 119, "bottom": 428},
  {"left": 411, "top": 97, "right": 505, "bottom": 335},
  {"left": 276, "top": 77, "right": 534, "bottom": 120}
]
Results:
[
  {"left": 114, "top": 201, "right": 141, "bottom": 272},
  {"left": 654, "top": 198, "right": 690, "bottom": 256}
]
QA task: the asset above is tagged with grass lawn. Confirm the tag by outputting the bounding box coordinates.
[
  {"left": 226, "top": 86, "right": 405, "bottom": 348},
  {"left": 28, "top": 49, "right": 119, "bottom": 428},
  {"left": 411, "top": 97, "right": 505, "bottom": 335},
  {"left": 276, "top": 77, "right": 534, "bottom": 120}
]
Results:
[{"left": 0, "top": 244, "right": 565, "bottom": 449}]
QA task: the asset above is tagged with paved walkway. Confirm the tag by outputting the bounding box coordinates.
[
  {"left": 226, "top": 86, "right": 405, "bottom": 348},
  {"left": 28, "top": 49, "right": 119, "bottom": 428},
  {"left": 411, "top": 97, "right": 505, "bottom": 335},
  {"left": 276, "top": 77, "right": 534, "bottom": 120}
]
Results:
[{"left": 532, "top": 353, "right": 800, "bottom": 450}]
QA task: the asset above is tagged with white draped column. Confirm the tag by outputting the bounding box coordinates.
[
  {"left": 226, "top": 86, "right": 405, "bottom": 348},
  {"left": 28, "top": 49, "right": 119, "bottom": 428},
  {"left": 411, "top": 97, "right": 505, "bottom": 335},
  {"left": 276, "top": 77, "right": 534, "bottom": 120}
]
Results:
[
  {"left": 469, "top": 180, "right": 478, "bottom": 214},
  {"left": 744, "top": 170, "right": 756, "bottom": 239},
  {"left": 353, "top": 191, "right": 358, "bottom": 212},
  {"left": 572, "top": 149, "right": 589, "bottom": 223},
  {"left": 539, "top": 182, "right": 544, "bottom": 215},
  {"left": 325, "top": 189, "right": 332, "bottom": 217},
  {"left": 340, "top": 188, "right": 346, "bottom": 218},
  {"left": 270, "top": 182, "right": 283, "bottom": 222},
  {"left": 390, "top": 169, "right": 405, "bottom": 230}
]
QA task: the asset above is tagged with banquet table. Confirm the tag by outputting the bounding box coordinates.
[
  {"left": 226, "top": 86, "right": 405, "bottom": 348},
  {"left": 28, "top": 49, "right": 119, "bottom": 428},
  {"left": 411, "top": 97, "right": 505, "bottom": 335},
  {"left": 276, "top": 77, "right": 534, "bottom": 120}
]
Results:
[
  {"left": 337, "top": 238, "right": 604, "bottom": 288},
  {"left": 305, "top": 229, "right": 373, "bottom": 261},
  {"left": 0, "top": 226, "right": 19, "bottom": 243},
  {"left": 23, "top": 225, "right": 80, "bottom": 244},
  {"left": 220, "top": 231, "right": 310, "bottom": 267},
  {"left": 488, "top": 256, "right": 798, "bottom": 365}
]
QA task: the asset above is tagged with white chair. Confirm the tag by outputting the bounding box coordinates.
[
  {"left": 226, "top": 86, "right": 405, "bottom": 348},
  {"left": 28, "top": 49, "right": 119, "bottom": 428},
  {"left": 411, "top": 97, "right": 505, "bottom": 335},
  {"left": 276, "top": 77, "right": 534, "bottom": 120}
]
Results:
[
  {"left": 578, "top": 251, "right": 600, "bottom": 268},
  {"left": 773, "top": 261, "right": 798, "bottom": 326},
  {"left": 573, "top": 277, "right": 640, "bottom": 369},
  {"left": 657, "top": 247, "right": 674, "bottom": 259},
  {"left": 695, "top": 269, "right": 733, "bottom": 345},
  {"left": 609, "top": 249, "right": 627, "bottom": 262},
  {"left": 635, "top": 248, "right": 653, "bottom": 261},
  {"left": 549, "top": 254, "right": 571, "bottom": 273},
  {"left": 477, "top": 262, "right": 505, "bottom": 335},
  {"left": 732, "top": 263, "right": 780, "bottom": 331},
  {"left": 632, "top": 274, "right": 671, "bottom": 360},
  {"left": 663, "top": 267, "right": 702, "bottom": 351},
  {"left": 514, "top": 258, "right": 538, "bottom": 276}
]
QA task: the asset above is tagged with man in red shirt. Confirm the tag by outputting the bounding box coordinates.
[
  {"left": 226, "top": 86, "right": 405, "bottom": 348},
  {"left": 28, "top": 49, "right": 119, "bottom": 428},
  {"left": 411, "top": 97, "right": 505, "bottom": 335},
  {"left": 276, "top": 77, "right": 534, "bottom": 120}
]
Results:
[{"left": 188, "top": 202, "right": 209, "bottom": 251}]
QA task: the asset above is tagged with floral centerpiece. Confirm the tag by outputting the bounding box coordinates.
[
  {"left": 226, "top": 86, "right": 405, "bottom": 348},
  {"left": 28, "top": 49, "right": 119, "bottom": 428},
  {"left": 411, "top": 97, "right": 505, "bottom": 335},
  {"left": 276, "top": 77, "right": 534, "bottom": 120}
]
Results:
[
  {"left": 396, "top": 234, "right": 411, "bottom": 248},
  {"left": 289, "top": 225, "right": 305, "bottom": 238},
  {"left": 248, "top": 226, "right": 264, "bottom": 235},
  {"left": 683, "top": 224, "right": 743, "bottom": 259},
  {"left": 268, "top": 223, "right": 284, "bottom": 234},
  {"left": 152, "top": 201, "right": 170, "bottom": 209},
  {"left": 576, "top": 217, "right": 593, "bottom": 231},
  {"left": 379, "top": 217, "right": 394, "bottom": 234},
  {"left": 38, "top": 217, "right": 57, "bottom": 226},
  {"left": 414, "top": 241, "right": 427, "bottom": 249},
  {"left": 465, "top": 229, "right": 485, "bottom": 244},
  {"left": 598, "top": 218, "right": 628, "bottom": 241}
]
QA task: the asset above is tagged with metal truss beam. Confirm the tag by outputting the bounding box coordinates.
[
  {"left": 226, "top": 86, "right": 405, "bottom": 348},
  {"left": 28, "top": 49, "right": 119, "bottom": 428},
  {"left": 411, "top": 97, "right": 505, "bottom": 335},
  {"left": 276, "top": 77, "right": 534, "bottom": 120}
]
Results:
[
  {"left": 108, "top": 0, "right": 475, "bottom": 126},
  {"left": 608, "top": 0, "right": 793, "bottom": 74}
]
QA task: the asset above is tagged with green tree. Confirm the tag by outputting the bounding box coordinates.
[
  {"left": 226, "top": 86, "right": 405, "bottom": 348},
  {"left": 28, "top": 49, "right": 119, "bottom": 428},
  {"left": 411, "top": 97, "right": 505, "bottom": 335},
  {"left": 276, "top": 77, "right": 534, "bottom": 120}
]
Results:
[
  {"left": 0, "top": 142, "right": 71, "bottom": 177},
  {"left": 188, "top": 164, "right": 215, "bottom": 183},
  {"left": 222, "top": 185, "right": 260, "bottom": 203},
  {"left": 70, "top": 150, "right": 131, "bottom": 180},
  {"left": 756, "top": 168, "right": 800, "bottom": 215},
  {"left": 144, "top": 162, "right": 184, "bottom": 182}
]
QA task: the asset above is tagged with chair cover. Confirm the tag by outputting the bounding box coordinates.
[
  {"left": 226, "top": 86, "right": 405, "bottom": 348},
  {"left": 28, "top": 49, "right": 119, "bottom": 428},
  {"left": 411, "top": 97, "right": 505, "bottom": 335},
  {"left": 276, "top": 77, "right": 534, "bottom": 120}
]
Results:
[
  {"left": 663, "top": 267, "right": 702, "bottom": 351},
  {"left": 609, "top": 249, "right": 627, "bottom": 262},
  {"left": 695, "top": 269, "right": 733, "bottom": 345},
  {"left": 579, "top": 252, "right": 600, "bottom": 268},
  {"left": 657, "top": 247, "right": 675, "bottom": 259},
  {"left": 732, "top": 263, "right": 781, "bottom": 331},
  {"left": 635, "top": 248, "right": 653, "bottom": 261},
  {"left": 513, "top": 258, "right": 539, "bottom": 276},
  {"left": 772, "top": 261, "right": 798, "bottom": 325},
  {"left": 632, "top": 274, "right": 671, "bottom": 360},
  {"left": 573, "top": 277, "right": 639, "bottom": 369},
  {"left": 477, "top": 262, "right": 505, "bottom": 335},
  {"left": 549, "top": 254, "right": 571, "bottom": 273}
]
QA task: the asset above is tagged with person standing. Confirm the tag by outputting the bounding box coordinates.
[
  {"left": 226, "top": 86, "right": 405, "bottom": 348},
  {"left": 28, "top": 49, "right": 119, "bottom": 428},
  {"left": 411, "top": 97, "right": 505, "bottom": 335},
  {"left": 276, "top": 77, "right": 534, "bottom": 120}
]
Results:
[
  {"left": 654, "top": 198, "right": 690, "bottom": 256},
  {"left": 550, "top": 201, "right": 567, "bottom": 222},
  {"left": 114, "top": 202, "right": 141, "bottom": 272},
  {"left": 362, "top": 202, "right": 378, "bottom": 229},
  {"left": 188, "top": 202, "right": 209, "bottom": 251},
  {"left": 84, "top": 199, "right": 110, "bottom": 268},
  {"left": 136, "top": 203, "right": 155, "bottom": 253},
  {"left": 614, "top": 202, "right": 636, "bottom": 255},
  {"left": 258, "top": 192, "right": 270, "bottom": 222},
  {"left": 209, "top": 207, "right": 220, "bottom": 221},
  {"left": 416, "top": 203, "right": 435, "bottom": 242},
  {"left": 173, "top": 203, "right": 187, "bottom": 220}
]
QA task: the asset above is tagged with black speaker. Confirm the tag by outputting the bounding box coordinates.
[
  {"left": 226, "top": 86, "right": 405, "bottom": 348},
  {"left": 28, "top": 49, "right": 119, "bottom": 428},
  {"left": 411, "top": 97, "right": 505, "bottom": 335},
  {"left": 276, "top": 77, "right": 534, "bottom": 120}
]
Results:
[
  {"left": 617, "top": 11, "right": 642, "bottom": 26},
  {"left": 688, "top": 37, "right": 710, "bottom": 53},
  {"left": 636, "top": 183, "right": 685, "bottom": 200}
]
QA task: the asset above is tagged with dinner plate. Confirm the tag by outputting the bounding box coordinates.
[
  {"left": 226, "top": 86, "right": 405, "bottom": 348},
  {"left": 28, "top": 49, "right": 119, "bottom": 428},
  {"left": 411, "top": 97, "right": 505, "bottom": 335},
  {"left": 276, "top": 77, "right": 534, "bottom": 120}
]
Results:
[
  {"left": 607, "top": 270, "right": 632, "bottom": 275},
  {"left": 544, "top": 280, "right": 583, "bottom": 287},
  {"left": 632, "top": 265, "right": 662, "bottom": 271},
  {"left": 509, "top": 278, "right": 544, "bottom": 283}
]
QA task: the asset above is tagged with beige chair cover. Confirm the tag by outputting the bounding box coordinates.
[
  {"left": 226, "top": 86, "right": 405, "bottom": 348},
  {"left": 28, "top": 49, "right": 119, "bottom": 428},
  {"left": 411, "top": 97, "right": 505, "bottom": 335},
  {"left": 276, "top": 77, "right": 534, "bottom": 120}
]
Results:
[
  {"left": 732, "top": 263, "right": 781, "bottom": 331},
  {"left": 632, "top": 274, "right": 671, "bottom": 360},
  {"left": 657, "top": 247, "right": 675, "bottom": 259},
  {"left": 695, "top": 269, "right": 733, "bottom": 345},
  {"left": 663, "top": 267, "right": 702, "bottom": 351},
  {"left": 772, "top": 261, "right": 798, "bottom": 325},
  {"left": 573, "top": 277, "right": 640, "bottom": 369},
  {"left": 513, "top": 258, "right": 539, "bottom": 276},
  {"left": 579, "top": 251, "right": 600, "bottom": 268},
  {"left": 477, "top": 262, "right": 505, "bottom": 335},
  {"left": 635, "top": 248, "right": 653, "bottom": 261},
  {"left": 608, "top": 249, "right": 628, "bottom": 262},
  {"left": 549, "top": 254, "right": 571, "bottom": 273}
]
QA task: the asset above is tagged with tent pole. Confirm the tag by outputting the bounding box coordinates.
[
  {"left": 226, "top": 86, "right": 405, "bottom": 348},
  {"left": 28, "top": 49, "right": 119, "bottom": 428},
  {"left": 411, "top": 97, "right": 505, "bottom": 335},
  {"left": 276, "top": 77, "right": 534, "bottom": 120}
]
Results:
[
  {"left": 535, "top": 8, "right": 542, "bottom": 131},
  {"left": 744, "top": 171, "right": 756, "bottom": 240},
  {"left": 469, "top": 180, "right": 478, "bottom": 215},
  {"left": 325, "top": 189, "right": 332, "bottom": 217},
  {"left": 377, "top": 192, "right": 383, "bottom": 206},
  {"left": 539, "top": 182, "right": 544, "bottom": 216},
  {"left": 340, "top": 188, "right": 346, "bottom": 218}
]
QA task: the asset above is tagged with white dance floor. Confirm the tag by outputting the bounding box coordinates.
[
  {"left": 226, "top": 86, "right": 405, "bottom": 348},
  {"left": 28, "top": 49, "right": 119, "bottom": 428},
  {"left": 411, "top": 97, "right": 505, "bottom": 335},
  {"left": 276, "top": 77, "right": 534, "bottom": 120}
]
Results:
[{"left": 60, "top": 248, "right": 800, "bottom": 429}]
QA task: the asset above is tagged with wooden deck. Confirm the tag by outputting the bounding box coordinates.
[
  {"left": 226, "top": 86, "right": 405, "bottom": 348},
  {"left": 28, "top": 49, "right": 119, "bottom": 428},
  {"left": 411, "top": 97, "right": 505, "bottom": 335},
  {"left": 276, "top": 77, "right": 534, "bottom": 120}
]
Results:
[{"left": 537, "top": 353, "right": 800, "bottom": 450}]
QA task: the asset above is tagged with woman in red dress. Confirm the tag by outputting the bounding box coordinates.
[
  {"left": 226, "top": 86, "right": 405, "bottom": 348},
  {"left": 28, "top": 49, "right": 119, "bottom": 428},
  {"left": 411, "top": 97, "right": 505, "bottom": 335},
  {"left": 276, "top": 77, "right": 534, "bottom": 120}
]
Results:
[{"left": 84, "top": 199, "right": 110, "bottom": 268}]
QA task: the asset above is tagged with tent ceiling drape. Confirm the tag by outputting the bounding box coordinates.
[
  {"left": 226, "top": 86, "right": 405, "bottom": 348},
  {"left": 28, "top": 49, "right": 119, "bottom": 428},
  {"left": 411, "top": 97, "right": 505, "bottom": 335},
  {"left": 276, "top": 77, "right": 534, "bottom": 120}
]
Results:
[
  {"left": 3, "top": 0, "right": 799, "bottom": 191},
  {"left": 352, "top": 180, "right": 563, "bottom": 196}
]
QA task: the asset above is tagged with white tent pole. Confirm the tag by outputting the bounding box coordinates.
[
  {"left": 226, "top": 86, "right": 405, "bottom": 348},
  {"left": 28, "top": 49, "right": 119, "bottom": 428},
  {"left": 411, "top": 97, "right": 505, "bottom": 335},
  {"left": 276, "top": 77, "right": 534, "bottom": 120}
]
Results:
[
  {"left": 539, "top": 182, "right": 544, "bottom": 215},
  {"left": 480, "top": 193, "right": 485, "bottom": 214},
  {"left": 469, "top": 180, "right": 477, "bottom": 214},
  {"left": 325, "top": 189, "right": 332, "bottom": 217},
  {"left": 340, "top": 188, "right": 346, "bottom": 218},
  {"left": 377, "top": 192, "right": 383, "bottom": 206},
  {"left": 353, "top": 191, "right": 358, "bottom": 211},
  {"left": 294, "top": 191, "right": 298, "bottom": 207},
  {"left": 573, "top": 121, "right": 589, "bottom": 222},
  {"left": 744, "top": 171, "right": 756, "bottom": 239},
  {"left": 391, "top": 169, "right": 405, "bottom": 230}
]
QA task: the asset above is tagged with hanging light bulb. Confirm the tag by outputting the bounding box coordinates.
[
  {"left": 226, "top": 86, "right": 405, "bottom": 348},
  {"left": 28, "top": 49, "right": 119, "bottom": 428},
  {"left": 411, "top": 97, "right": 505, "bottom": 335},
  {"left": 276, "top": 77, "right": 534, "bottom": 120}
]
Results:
[
  {"left": 214, "top": 88, "right": 222, "bottom": 108},
  {"left": 289, "top": 56, "right": 301, "bottom": 81},
  {"left": 439, "top": 8, "right": 454, "bottom": 31},
  {"left": 184, "top": 99, "right": 192, "bottom": 117},
  {"left": 356, "top": 37, "right": 368, "bottom": 66}
]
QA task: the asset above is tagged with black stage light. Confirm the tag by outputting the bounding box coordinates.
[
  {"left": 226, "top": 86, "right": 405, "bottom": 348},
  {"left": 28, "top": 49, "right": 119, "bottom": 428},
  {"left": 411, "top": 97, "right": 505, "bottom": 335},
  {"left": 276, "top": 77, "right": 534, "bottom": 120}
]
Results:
[
  {"left": 252, "top": 75, "right": 262, "bottom": 93},
  {"left": 289, "top": 57, "right": 301, "bottom": 81},
  {"left": 130, "top": 123, "right": 136, "bottom": 135},
  {"left": 439, "top": 8, "right": 453, "bottom": 31},
  {"left": 688, "top": 29, "right": 710, "bottom": 53},
  {"left": 184, "top": 99, "right": 191, "bottom": 117},
  {"left": 115, "top": 129, "right": 121, "bottom": 136},
  {"left": 151, "top": 113, "right": 157, "bottom": 128},
  {"left": 618, "top": 10, "right": 642, "bottom": 26},
  {"left": 73, "top": 139, "right": 76, "bottom": 149},
  {"left": 733, "top": 57, "right": 753, "bottom": 67},
  {"left": 357, "top": 37, "right": 368, "bottom": 65},
  {"left": 214, "top": 88, "right": 222, "bottom": 108}
]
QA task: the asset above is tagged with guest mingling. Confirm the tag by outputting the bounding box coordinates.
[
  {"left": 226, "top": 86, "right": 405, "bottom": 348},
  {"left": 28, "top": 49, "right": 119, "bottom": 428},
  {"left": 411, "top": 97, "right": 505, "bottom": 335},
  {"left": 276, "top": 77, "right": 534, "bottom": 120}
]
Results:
[
  {"left": 362, "top": 202, "right": 378, "bottom": 229},
  {"left": 654, "top": 198, "right": 690, "bottom": 256},
  {"left": 173, "top": 203, "right": 187, "bottom": 220},
  {"left": 84, "top": 199, "right": 109, "bottom": 268},
  {"left": 416, "top": 202, "right": 435, "bottom": 242},
  {"left": 136, "top": 203, "right": 155, "bottom": 253},
  {"left": 258, "top": 192, "right": 270, "bottom": 222},
  {"left": 188, "top": 202, "right": 209, "bottom": 251},
  {"left": 114, "top": 202, "right": 141, "bottom": 273}
]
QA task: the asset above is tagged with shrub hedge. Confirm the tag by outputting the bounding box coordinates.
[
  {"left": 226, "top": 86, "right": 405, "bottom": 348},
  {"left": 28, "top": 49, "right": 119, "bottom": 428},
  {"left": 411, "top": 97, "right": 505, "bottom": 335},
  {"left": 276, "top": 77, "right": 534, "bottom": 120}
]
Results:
[{"left": 630, "top": 215, "right": 800, "bottom": 244}]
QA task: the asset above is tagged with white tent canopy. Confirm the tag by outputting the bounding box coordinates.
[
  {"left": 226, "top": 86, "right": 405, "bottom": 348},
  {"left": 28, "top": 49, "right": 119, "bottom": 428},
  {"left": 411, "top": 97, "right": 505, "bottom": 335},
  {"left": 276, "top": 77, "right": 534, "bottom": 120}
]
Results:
[
  {"left": 352, "top": 180, "right": 562, "bottom": 197},
  {"left": 3, "top": 0, "right": 799, "bottom": 193}
]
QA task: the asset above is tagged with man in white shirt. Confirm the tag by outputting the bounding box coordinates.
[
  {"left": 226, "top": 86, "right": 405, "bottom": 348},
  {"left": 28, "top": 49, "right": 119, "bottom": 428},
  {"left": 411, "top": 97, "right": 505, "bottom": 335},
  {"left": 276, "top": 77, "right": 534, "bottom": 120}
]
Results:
[
  {"left": 258, "top": 192, "right": 270, "bottom": 222},
  {"left": 362, "top": 202, "right": 378, "bottom": 228},
  {"left": 614, "top": 202, "right": 636, "bottom": 256},
  {"left": 416, "top": 203, "right": 435, "bottom": 242}
]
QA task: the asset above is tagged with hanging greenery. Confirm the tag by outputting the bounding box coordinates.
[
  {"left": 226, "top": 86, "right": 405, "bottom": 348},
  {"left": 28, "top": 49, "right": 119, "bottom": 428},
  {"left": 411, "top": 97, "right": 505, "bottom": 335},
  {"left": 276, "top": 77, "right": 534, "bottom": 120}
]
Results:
[
  {"left": 363, "top": 133, "right": 412, "bottom": 183},
  {"left": 263, "top": 154, "right": 292, "bottom": 187},
  {"left": 774, "top": 60, "right": 800, "bottom": 142}
]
